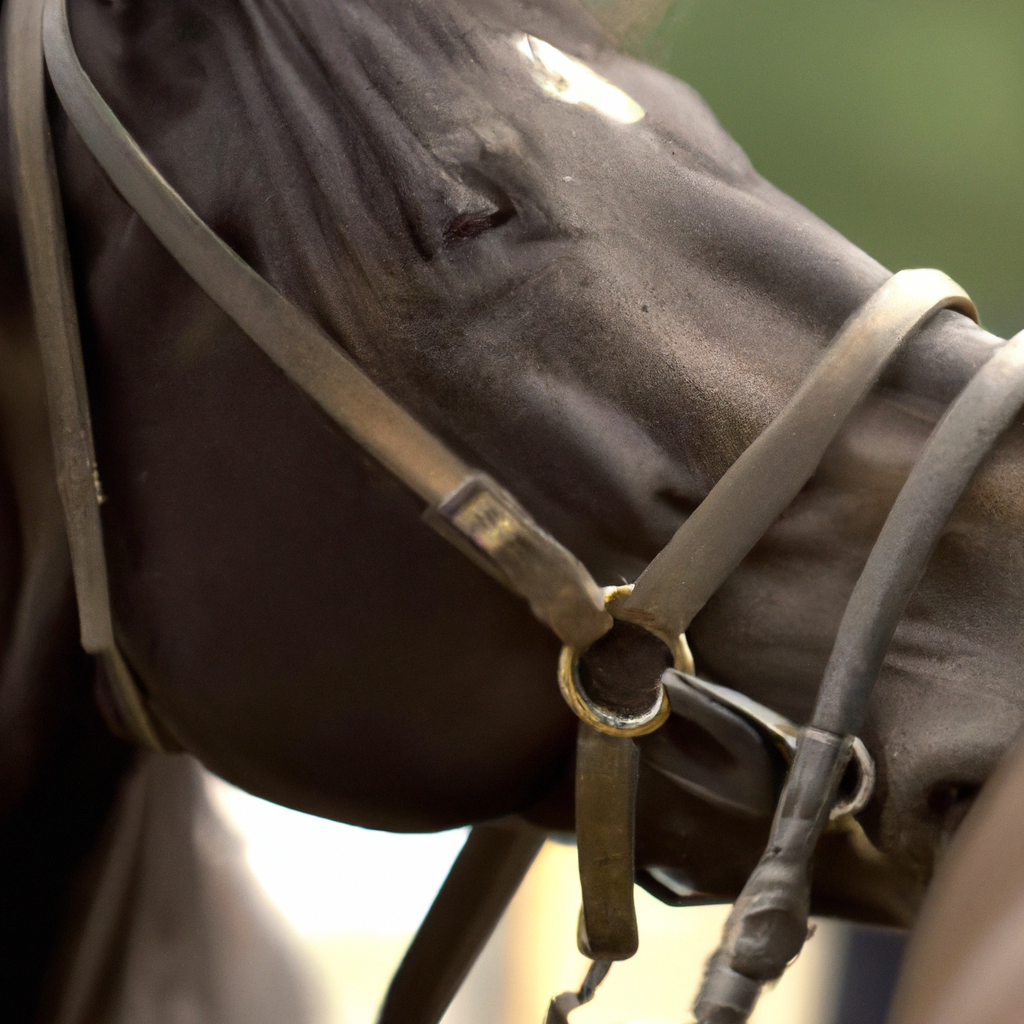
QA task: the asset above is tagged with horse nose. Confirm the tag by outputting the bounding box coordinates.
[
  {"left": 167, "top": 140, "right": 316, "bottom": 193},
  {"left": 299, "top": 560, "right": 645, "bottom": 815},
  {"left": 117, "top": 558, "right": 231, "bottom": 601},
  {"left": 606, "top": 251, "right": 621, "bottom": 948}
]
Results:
[{"left": 927, "top": 779, "right": 982, "bottom": 850}]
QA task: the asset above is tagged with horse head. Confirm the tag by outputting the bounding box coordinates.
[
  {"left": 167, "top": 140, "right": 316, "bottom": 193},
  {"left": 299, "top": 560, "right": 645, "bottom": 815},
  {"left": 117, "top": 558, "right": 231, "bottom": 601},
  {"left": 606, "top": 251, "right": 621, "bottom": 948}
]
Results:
[{"left": 2, "top": 0, "right": 1022, "bottom": 996}]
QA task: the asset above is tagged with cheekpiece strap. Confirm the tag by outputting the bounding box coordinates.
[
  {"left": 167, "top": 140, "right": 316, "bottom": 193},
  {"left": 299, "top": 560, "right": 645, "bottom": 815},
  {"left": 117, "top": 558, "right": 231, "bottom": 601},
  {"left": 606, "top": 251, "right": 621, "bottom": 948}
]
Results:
[{"left": 6, "top": 0, "right": 163, "bottom": 749}]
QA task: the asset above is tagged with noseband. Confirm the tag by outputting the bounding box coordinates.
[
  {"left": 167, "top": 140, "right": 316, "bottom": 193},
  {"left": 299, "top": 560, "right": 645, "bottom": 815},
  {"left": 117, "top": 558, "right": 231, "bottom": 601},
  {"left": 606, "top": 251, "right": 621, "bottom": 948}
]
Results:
[{"left": 8, "top": 0, "right": 1023, "bottom": 1020}]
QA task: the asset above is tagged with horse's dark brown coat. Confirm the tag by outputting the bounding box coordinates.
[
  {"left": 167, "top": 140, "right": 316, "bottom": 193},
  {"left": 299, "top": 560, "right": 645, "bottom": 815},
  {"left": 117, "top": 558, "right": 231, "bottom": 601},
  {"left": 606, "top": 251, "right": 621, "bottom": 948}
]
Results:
[{"left": 1, "top": 0, "right": 1022, "bottom": 1018}]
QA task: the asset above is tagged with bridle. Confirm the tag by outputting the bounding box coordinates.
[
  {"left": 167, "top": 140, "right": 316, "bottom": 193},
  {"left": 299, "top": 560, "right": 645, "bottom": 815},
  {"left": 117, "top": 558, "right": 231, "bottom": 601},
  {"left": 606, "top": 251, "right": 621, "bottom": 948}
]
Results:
[{"left": 6, "top": 0, "right": 1024, "bottom": 1020}]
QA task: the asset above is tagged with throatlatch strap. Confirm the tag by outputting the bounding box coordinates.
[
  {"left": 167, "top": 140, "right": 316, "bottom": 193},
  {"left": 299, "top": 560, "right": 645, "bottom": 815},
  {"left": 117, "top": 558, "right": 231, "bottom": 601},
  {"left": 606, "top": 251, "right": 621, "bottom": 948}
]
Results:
[{"left": 6, "top": 0, "right": 162, "bottom": 749}]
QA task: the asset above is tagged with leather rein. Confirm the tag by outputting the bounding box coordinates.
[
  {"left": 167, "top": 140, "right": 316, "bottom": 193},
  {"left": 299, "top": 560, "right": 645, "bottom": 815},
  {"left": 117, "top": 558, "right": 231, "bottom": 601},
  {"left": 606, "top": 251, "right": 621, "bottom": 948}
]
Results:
[{"left": 9, "top": 0, "right": 1024, "bottom": 1021}]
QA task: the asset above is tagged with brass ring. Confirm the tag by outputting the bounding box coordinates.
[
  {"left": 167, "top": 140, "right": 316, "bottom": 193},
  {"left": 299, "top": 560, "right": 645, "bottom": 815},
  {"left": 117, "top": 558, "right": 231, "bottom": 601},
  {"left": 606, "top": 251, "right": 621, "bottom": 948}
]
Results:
[{"left": 557, "top": 585, "right": 693, "bottom": 737}]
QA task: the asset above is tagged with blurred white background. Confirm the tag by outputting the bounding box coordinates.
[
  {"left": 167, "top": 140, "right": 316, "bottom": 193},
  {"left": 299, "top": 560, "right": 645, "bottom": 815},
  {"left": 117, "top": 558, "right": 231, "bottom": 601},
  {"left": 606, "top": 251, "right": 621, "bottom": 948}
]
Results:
[{"left": 208, "top": 776, "right": 840, "bottom": 1024}]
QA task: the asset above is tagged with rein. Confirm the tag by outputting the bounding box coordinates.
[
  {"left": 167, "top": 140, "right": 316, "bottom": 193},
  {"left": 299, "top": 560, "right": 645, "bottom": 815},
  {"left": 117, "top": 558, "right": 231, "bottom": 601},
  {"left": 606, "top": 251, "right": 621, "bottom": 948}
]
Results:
[{"left": 7, "top": 0, "right": 1018, "bottom": 1020}]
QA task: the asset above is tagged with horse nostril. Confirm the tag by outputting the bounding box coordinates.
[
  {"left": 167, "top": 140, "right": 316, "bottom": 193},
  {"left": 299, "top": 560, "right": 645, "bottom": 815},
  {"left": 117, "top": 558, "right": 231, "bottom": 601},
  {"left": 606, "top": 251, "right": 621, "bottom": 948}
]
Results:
[{"left": 927, "top": 780, "right": 981, "bottom": 821}]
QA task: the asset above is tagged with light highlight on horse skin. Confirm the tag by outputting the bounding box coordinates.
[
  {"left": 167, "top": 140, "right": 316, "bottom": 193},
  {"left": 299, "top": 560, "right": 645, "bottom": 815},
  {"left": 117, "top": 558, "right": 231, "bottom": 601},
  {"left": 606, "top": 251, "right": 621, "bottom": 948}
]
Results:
[{"left": 514, "top": 34, "right": 645, "bottom": 124}]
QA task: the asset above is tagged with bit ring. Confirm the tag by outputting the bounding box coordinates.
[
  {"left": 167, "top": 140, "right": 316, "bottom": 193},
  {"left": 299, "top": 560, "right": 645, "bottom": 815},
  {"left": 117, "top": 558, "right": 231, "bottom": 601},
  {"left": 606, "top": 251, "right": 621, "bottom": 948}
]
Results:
[{"left": 557, "top": 585, "right": 693, "bottom": 737}]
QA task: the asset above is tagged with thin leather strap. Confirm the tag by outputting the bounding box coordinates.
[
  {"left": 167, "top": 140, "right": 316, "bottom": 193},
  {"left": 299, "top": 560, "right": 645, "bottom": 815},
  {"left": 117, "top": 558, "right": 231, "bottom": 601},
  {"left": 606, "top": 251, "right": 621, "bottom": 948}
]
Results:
[
  {"left": 376, "top": 819, "right": 545, "bottom": 1024},
  {"left": 45, "top": 0, "right": 465, "bottom": 507},
  {"left": 618, "top": 269, "right": 978, "bottom": 645},
  {"left": 546, "top": 959, "right": 612, "bottom": 1024},
  {"left": 6, "top": 0, "right": 162, "bottom": 749},
  {"left": 41, "top": 0, "right": 611, "bottom": 651}
]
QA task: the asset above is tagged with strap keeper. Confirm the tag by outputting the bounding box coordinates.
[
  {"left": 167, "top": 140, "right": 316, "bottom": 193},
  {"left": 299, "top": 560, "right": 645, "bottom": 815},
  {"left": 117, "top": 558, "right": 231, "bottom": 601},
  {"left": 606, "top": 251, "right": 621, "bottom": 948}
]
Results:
[{"left": 425, "top": 475, "right": 612, "bottom": 649}]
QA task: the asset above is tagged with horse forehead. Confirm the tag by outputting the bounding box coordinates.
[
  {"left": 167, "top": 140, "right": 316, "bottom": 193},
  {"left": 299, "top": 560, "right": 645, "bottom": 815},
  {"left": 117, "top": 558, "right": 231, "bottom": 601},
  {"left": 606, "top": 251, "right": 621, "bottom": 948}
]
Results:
[
  {"left": 105, "top": 0, "right": 731, "bottom": 214},
  {"left": 72, "top": 0, "right": 802, "bottom": 341},
  {"left": 213, "top": 0, "right": 584, "bottom": 157}
]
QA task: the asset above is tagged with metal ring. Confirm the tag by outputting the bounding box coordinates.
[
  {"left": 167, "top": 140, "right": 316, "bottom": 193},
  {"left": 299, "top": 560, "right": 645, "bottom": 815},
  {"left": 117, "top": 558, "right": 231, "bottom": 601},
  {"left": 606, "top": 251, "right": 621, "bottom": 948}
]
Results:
[
  {"left": 557, "top": 585, "right": 691, "bottom": 737},
  {"left": 830, "top": 735, "right": 876, "bottom": 820}
]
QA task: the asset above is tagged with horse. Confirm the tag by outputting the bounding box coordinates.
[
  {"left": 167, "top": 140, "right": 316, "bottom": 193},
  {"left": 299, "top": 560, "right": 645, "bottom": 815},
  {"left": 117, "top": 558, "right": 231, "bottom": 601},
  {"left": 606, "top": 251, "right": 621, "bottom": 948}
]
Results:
[{"left": 1, "top": 0, "right": 1021, "bottom": 1019}]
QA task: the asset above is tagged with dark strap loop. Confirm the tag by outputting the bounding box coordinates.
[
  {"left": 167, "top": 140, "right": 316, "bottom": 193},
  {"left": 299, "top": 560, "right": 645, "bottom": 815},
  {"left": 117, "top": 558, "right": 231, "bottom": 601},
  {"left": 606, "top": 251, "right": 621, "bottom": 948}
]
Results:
[{"left": 575, "top": 724, "right": 640, "bottom": 961}]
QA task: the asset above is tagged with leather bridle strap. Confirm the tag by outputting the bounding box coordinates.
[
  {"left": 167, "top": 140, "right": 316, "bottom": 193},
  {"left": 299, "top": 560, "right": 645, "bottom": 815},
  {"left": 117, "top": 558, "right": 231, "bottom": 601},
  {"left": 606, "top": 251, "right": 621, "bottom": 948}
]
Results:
[
  {"left": 614, "top": 269, "right": 979, "bottom": 646},
  {"left": 377, "top": 818, "right": 546, "bottom": 1024},
  {"left": 6, "top": 0, "right": 163, "bottom": 749}
]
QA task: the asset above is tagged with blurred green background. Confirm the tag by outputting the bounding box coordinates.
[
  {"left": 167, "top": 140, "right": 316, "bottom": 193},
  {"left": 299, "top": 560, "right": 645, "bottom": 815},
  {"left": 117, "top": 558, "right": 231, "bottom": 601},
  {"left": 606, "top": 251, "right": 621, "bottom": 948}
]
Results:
[{"left": 633, "top": 0, "right": 1024, "bottom": 337}]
